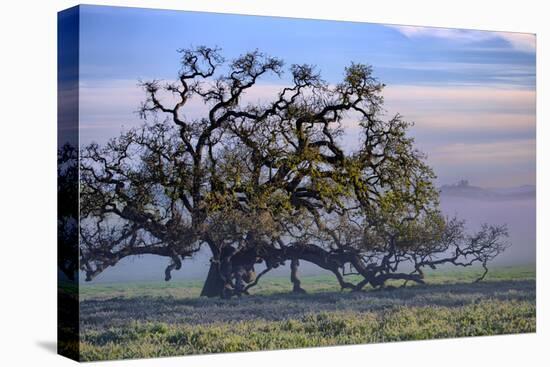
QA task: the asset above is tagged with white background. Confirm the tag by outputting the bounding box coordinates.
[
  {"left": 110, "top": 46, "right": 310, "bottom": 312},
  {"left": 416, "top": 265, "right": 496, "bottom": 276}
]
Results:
[{"left": 0, "top": 0, "right": 547, "bottom": 366}]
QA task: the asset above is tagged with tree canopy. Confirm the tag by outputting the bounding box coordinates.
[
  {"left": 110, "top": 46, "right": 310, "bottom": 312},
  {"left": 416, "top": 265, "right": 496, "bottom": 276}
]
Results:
[{"left": 79, "top": 46, "right": 508, "bottom": 297}]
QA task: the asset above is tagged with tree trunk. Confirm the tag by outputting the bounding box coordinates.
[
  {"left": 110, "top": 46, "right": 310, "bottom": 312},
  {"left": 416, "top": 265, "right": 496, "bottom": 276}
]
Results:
[
  {"left": 290, "top": 258, "right": 306, "bottom": 293},
  {"left": 200, "top": 261, "right": 225, "bottom": 297}
]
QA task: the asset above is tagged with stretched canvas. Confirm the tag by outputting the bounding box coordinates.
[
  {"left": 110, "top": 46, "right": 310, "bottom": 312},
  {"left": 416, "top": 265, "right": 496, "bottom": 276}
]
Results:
[{"left": 58, "top": 4, "right": 536, "bottom": 362}]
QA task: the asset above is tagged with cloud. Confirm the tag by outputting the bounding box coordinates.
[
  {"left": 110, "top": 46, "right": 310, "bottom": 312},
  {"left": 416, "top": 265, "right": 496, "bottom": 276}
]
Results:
[
  {"left": 340, "top": 83, "right": 535, "bottom": 186},
  {"left": 499, "top": 33, "right": 537, "bottom": 53},
  {"left": 390, "top": 25, "right": 493, "bottom": 43},
  {"left": 382, "top": 85, "right": 535, "bottom": 131},
  {"left": 380, "top": 84, "right": 535, "bottom": 185},
  {"left": 80, "top": 80, "right": 535, "bottom": 136},
  {"left": 431, "top": 139, "right": 535, "bottom": 165},
  {"left": 389, "top": 25, "right": 536, "bottom": 53},
  {"left": 79, "top": 79, "right": 535, "bottom": 187}
]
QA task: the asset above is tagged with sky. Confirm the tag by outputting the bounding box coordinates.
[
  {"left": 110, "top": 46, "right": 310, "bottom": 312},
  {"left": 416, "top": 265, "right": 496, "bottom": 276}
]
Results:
[
  {"left": 76, "top": 5, "right": 536, "bottom": 189},
  {"left": 70, "top": 5, "right": 536, "bottom": 282}
]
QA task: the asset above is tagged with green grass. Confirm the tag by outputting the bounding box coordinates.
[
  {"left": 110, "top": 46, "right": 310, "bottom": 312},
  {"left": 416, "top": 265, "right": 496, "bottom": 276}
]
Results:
[
  {"left": 78, "top": 265, "right": 536, "bottom": 361},
  {"left": 79, "top": 264, "right": 535, "bottom": 300},
  {"left": 80, "top": 300, "right": 535, "bottom": 361}
]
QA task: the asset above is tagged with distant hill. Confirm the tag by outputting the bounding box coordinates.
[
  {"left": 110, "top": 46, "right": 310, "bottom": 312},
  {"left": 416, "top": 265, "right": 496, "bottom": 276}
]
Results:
[{"left": 440, "top": 180, "right": 535, "bottom": 201}]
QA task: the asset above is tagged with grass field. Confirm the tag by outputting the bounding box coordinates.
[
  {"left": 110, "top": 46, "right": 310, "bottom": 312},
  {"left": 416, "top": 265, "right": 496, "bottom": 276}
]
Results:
[{"left": 77, "top": 265, "right": 536, "bottom": 361}]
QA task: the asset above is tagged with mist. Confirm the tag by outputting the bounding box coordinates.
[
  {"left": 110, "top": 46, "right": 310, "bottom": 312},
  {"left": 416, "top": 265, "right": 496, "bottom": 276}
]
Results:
[{"left": 439, "top": 191, "right": 535, "bottom": 266}]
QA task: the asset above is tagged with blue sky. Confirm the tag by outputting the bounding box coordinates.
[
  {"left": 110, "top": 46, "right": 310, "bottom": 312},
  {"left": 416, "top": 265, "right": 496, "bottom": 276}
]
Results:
[{"left": 77, "top": 5, "right": 536, "bottom": 188}]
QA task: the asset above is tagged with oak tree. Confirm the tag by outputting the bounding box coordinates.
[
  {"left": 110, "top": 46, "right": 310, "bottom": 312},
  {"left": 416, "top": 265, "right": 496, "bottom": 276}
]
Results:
[{"left": 80, "top": 46, "right": 508, "bottom": 297}]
